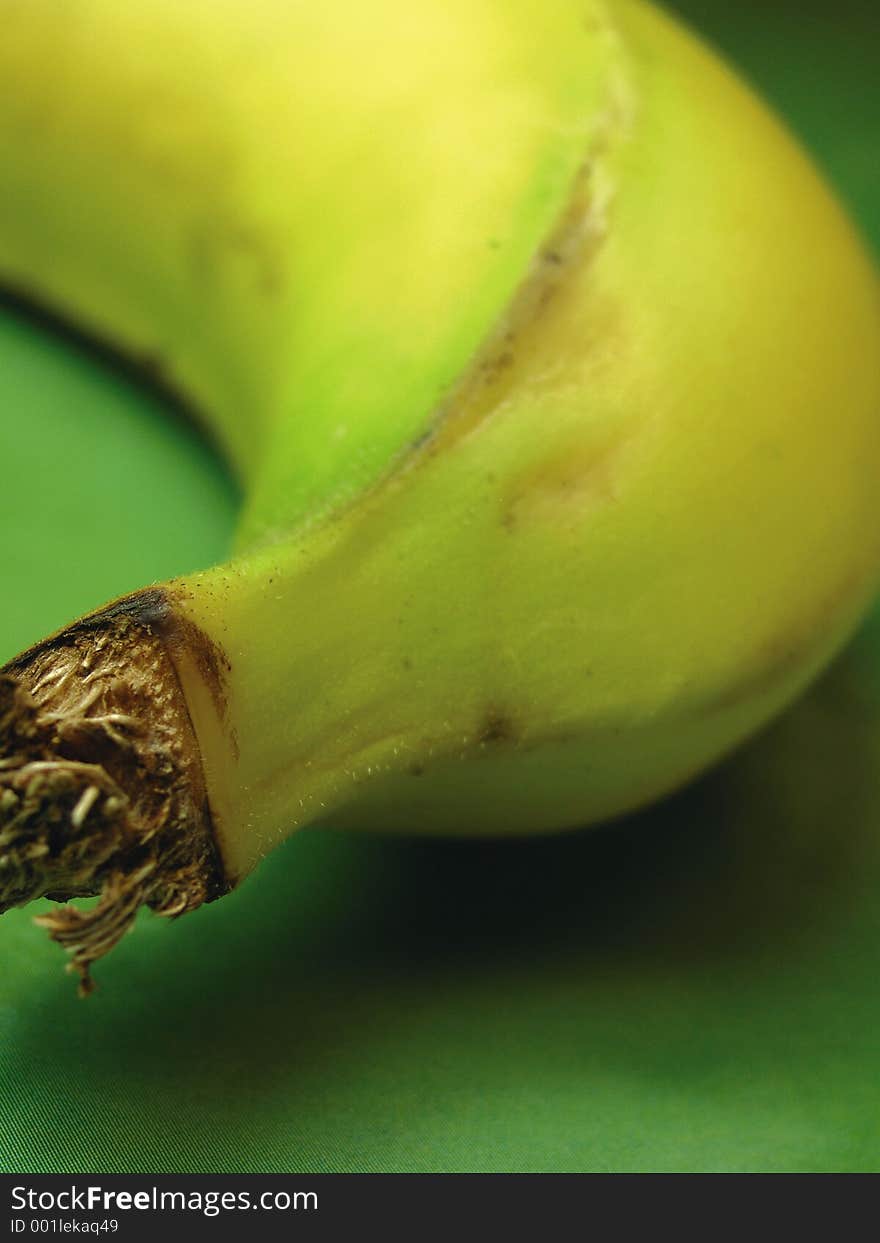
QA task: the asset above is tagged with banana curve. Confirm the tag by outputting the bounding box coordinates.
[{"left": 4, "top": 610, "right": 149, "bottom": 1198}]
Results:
[
  {"left": 0, "top": 0, "right": 635, "bottom": 985},
  {"left": 0, "top": 0, "right": 879, "bottom": 992}
]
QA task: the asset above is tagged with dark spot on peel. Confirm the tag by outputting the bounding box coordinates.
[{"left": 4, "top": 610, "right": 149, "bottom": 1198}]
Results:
[
  {"left": 188, "top": 218, "right": 285, "bottom": 299},
  {"left": 479, "top": 712, "right": 517, "bottom": 746},
  {"left": 408, "top": 425, "right": 435, "bottom": 455},
  {"left": 491, "top": 350, "right": 514, "bottom": 374}
]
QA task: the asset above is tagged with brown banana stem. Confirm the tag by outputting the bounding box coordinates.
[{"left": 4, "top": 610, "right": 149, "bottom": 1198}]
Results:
[{"left": 0, "top": 590, "right": 227, "bottom": 994}]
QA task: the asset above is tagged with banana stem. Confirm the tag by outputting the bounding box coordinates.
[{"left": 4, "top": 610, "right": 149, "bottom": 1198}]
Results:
[{"left": 0, "top": 591, "right": 227, "bottom": 993}]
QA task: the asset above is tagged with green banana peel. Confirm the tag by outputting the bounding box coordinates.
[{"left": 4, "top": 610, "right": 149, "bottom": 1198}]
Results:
[{"left": 0, "top": 0, "right": 878, "bottom": 993}]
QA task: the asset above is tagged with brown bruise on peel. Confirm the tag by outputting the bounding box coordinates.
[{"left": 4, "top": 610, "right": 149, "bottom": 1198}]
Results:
[
  {"left": 405, "top": 165, "right": 605, "bottom": 463},
  {"left": 0, "top": 587, "right": 229, "bottom": 994},
  {"left": 384, "top": 45, "right": 635, "bottom": 520},
  {"left": 479, "top": 711, "right": 518, "bottom": 747},
  {"left": 500, "top": 417, "right": 640, "bottom": 534},
  {"left": 187, "top": 214, "right": 286, "bottom": 301}
]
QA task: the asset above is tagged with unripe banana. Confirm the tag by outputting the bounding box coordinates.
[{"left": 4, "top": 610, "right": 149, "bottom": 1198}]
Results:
[{"left": 1, "top": 0, "right": 878, "bottom": 992}]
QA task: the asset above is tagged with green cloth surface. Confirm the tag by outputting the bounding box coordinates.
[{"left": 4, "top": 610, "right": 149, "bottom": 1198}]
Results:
[{"left": 1, "top": 0, "right": 879, "bottom": 1173}]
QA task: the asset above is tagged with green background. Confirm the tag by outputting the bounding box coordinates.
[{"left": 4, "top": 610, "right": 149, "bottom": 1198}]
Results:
[{"left": 1, "top": 0, "right": 879, "bottom": 1172}]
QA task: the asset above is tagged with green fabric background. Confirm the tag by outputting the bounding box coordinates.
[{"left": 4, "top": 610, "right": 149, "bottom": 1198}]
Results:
[{"left": 1, "top": 0, "right": 878, "bottom": 1173}]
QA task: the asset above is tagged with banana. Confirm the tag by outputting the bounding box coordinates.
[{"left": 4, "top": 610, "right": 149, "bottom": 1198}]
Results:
[{"left": 1, "top": 0, "right": 878, "bottom": 992}]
